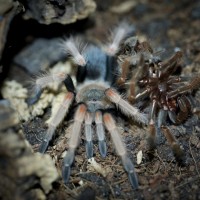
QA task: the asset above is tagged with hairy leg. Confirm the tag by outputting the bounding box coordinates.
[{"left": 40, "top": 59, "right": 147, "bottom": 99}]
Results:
[
  {"left": 39, "top": 92, "right": 74, "bottom": 153},
  {"left": 103, "top": 113, "right": 138, "bottom": 189},
  {"left": 62, "top": 104, "right": 87, "bottom": 184},
  {"left": 161, "top": 125, "right": 185, "bottom": 164},
  {"left": 27, "top": 72, "right": 67, "bottom": 105},
  {"left": 105, "top": 88, "right": 148, "bottom": 124},
  {"left": 84, "top": 112, "right": 94, "bottom": 158},
  {"left": 95, "top": 111, "right": 107, "bottom": 158}
]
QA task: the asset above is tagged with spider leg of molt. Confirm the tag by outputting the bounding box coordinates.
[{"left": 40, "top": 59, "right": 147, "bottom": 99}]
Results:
[
  {"left": 167, "top": 76, "right": 200, "bottom": 99},
  {"left": 103, "top": 113, "right": 138, "bottom": 189},
  {"left": 117, "top": 59, "right": 130, "bottom": 86},
  {"left": 161, "top": 125, "right": 185, "bottom": 164},
  {"left": 63, "top": 104, "right": 87, "bottom": 184},
  {"left": 158, "top": 51, "right": 183, "bottom": 79},
  {"left": 127, "top": 56, "right": 146, "bottom": 104},
  {"left": 168, "top": 95, "right": 191, "bottom": 125},
  {"left": 39, "top": 92, "right": 74, "bottom": 153},
  {"left": 147, "top": 99, "right": 158, "bottom": 150}
]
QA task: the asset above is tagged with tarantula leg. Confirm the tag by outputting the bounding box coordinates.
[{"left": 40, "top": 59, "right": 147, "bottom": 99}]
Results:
[
  {"left": 63, "top": 104, "right": 87, "bottom": 184},
  {"left": 147, "top": 100, "right": 157, "bottom": 149},
  {"left": 105, "top": 22, "right": 134, "bottom": 56},
  {"left": 105, "top": 88, "right": 148, "bottom": 124},
  {"left": 168, "top": 111, "right": 177, "bottom": 124},
  {"left": 63, "top": 75, "right": 76, "bottom": 94},
  {"left": 26, "top": 86, "right": 43, "bottom": 105},
  {"left": 62, "top": 37, "right": 87, "bottom": 66},
  {"left": 168, "top": 76, "right": 200, "bottom": 98},
  {"left": 157, "top": 109, "right": 168, "bottom": 128},
  {"left": 176, "top": 97, "right": 189, "bottom": 123},
  {"left": 128, "top": 56, "right": 146, "bottom": 103},
  {"left": 95, "top": 111, "right": 107, "bottom": 158},
  {"left": 158, "top": 51, "right": 183, "bottom": 78},
  {"left": 161, "top": 126, "right": 185, "bottom": 164},
  {"left": 103, "top": 113, "right": 138, "bottom": 189},
  {"left": 117, "top": 59, "right": 130, "bottom": 86},
  {"left": 84, "top": 112, "right": 94, "bottom": 158},
  {"left": 39, "top": 92, "right": 74, "bottom": 153},
  {"left": 27, "top": 72, "right": 67, "bottom": 105},
  {"left": 135, "top": 89, "right": 149, "bottom": 101},
  {"left": 62, "top": 148, "right": 75, "bottom": 183},
  {"left": 128, "top": 80, "right": 136, "bottom": 103},
  {"left": 148, "top": 121, "right": 156, "bottom": 150}
]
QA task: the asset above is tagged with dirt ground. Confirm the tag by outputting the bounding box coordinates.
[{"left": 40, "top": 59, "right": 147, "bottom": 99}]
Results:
[{"left": 1, "top": 0, "right": 200, "bottom": 200}]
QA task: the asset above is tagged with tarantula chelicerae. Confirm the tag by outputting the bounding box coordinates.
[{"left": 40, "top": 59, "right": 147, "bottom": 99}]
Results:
[
  {"left": 115, "top": 36, "right": 200, "bottom": 164},
  {"left": 27, "top": 23, "right": 148, "bottom": 189}
]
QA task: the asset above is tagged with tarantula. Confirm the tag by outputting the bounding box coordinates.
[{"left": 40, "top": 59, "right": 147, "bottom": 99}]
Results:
[
  {"left": 27, "top": 23, "right": 148, "bottom": 189},
  {"left": 114, "top": 36, "right": 200, "bottom": 163}
]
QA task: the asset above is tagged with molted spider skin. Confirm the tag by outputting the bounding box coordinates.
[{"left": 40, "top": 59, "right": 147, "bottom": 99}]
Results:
[
  {"left": 118, "top": 36, "right": 200, "bottom": 165},
  {"left": 28, "top": 25, "right": 148, "bottom": 189}
]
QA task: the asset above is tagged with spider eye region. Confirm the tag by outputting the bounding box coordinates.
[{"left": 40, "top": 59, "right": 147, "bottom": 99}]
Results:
[
  {"left": 85, "top": 89, "right": 106, "bottom": 112},
  {"left": 76, "top": 83, "right": 110, "bottom": 112}
]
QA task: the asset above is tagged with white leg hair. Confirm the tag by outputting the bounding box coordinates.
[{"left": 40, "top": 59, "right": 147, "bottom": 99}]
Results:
[
  {"left": 103, "top": 113, "right": 138, "bottom": 189},
  {"left": 61, "top": 37, "right": 87, "bottom": 66},
  {"left": 35, "top": 72, "right": 67, "bottom": 90},
  {"left": 105, "top": 88, "right": 148, "bottom": 124},
  {"left": 27, "top": 72, "right": 68, "bottom": 105},
  {"left": 105, "top": 22, "right": 134, "bottom": 56},
  {"left": 62, "top": 104, "right": 87, "bottom": 184},
  {"left": 39, "top": 92, "right": 74, "bottom": 153},
  {"left": 95, "top": 111, "right": 107, "bottom": 158},
  {"left": 84, "top": 112, "right": 94, "bottom": 158}
]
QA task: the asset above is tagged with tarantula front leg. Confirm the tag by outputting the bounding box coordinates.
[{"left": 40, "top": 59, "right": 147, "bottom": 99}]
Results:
[
  {"left": 27, "top": 72, "right": 72, "bottom": 105},
  {"left": 103, "top": 113, "right": 138, "bottom": 189},
  {"left": 105, "top": 88, "right": 148, "bottom": 124},
  {"left": 161, "top": 126, "right": 185, "bottom": 163},
  {"left": 62, "top": 104, "right": 87, "bottom": 184},
  {"left": 95, "top": 111, "right": 107, "bottom": 157},
  {"left": 39, "top": 92, "right": 74, "bottom": 153},
  {"left": 84, "top": 112, "right": 94, "bottom": 158}
]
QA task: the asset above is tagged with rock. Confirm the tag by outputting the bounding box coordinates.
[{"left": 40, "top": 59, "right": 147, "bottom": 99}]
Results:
[
  {"left": 14, "top": 38, "right": 65, "bottom": 74},
  {"left": 0, "top": 130, "right": 58, "bottom": 200},
  {"left": 21, "top": 0, "right": 96, "bottom": 25},
  {"left": 0, "top": 1, "right": 22, "bottom": 59},
  {"left": 0, "top": 99, "right": 18, "bottom": 130}
]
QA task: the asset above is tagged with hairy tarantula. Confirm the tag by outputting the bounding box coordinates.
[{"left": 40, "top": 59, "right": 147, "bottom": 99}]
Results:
[
  {"left": 115, "top": 36, "right": 200, "bottom": 164},
  {"left": 27, "top": 23, "right": 148, "bottom": 189}
]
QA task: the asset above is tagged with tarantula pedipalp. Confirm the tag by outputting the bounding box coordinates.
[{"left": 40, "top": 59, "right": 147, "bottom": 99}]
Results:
[
  {"left": 27, "top": 25, "right": 148, "bottom": 189},
  {"left": 114, "top": 36, "right": 200, "bottom": 163}
]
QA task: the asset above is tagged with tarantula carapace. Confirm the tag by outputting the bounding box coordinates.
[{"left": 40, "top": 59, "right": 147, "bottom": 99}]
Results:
[
  {"left": 27, "top": 23, "right": 149, "bottom": 189},
  {"left": 115, "top": 36, "right": 200, "bottom": 164}
]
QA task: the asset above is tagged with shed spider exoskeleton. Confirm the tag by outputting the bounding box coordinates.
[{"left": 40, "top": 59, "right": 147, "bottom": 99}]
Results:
[
  {"left": 114, "top": 36, "right": 200, "bottom": 164},
  {"left": 27, "top": 24, "right": 148, "bottom": 189}
]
